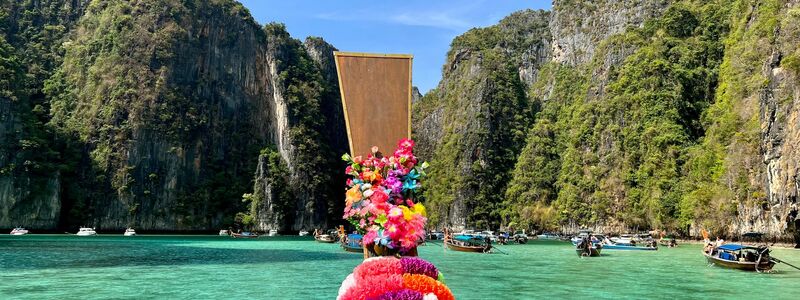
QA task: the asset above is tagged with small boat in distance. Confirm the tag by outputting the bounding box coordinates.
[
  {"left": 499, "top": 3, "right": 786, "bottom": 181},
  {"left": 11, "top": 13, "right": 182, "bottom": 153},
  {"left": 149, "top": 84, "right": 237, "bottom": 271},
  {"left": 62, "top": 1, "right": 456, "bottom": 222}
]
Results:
[
  {"left": 268, "top": 229, "right": 278, "bottom": 237},
  {"left": 10, "top": 227, "right": 29, "bottom": 235},
  {"left": 601, "top": 238, "right": 657, "bottom": 251},
  {"left": 476, "top": 231, "right": 497, "bottom": 242},
  {"left": 511, "top": 230, "right": 529, "bottom": 244},
  {"left": 659, "top": 236, "right": 677, "bottom": 247},
  {"left": 124, "top": 228, "right": 136, "bottom": 236},
  {"left": 313, "top": 229, "right": 338, "bottom": 243},
  {"left": 571, "top": 233, "right": 605, "bottom": 247},
  {"left": 576, "top": 236, "right": 602, "bottom": 257},
  {"left": 536, "top": 232, "right": 560, "bottom": 240},
  {"left": 575, "top": 233, "right": 603, "bottom": 257},
  {"left": 76, "top": 227, "right": 97, "bottom": 236},
  {"left": 703, "top": 244, "right": 774, "bottom": 272},
  {"left": 576, "top": 244, "right": 602, "bottom": 257},
  {"left": 455, "top": 229, "right": 477, "bottom": 236},
  {"left": 315, "top": 234, "right": 336, "bottom": 243},
  {"left": 342, "top": 233, "right": 363, "bottom": 253},
  {"left": 231, "top": 231, "right": 259, "bottom": 238},
  {"left": 445, "top": 235, "right": 491, "bottom": 253},
  {"left": 427, "top": 231, "right": 444, "bottom": 240},
  {"left": 219, "top": 229, "right": 230, "bottom": 236},
  {"left": 571, "top": 230, "right": 602, "bottom": 245},
  {"left": 609, "top": 234, "right": 636, "bottom": 245},
  {"left": 299, "top": 230, "right": 309, "bottom": 236}
]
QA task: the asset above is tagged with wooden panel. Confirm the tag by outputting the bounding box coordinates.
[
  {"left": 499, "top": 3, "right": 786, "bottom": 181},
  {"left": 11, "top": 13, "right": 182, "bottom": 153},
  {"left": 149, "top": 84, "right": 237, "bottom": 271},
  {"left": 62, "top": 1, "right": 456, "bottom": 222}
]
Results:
[{"left": 334, "top": 52, "right": 412, "bottom": 157}]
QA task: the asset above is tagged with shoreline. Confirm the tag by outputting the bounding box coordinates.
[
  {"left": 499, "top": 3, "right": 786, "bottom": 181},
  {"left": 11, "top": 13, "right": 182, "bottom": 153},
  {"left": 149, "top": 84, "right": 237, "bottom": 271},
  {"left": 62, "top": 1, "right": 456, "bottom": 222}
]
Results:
[
  {"left": 5, "top": 232, "right": 798, "bottom": 249},
  {"left": 676, "top": 238, "right": 799, "bottom": 249}
]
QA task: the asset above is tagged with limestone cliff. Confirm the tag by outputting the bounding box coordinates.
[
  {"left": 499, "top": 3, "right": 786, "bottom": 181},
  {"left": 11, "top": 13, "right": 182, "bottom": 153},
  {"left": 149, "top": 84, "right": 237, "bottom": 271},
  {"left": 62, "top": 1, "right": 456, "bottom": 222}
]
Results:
[
  {"left": 704, "top": 0, "right": 800, "bottom": 242},
  {"left": 413, "top": 9, "right": 551, "bottom": 229},
  {"left": 248, "top": 33, "right": 347, "bottom": 232},
  {"left": 1, "top": 0, "right": 346, "bottom": 232},
  {"left": 416, "top": 0, "right": 799, "bottom": 245},
  {"left": 756, "top": 2, "right": 800, "bottom": 242},
  {"left": 549, "top": 0, "right": 671, "bottom": 65},
  {"left": 0, "top": 0, "right": 89, "bottom": 229}
]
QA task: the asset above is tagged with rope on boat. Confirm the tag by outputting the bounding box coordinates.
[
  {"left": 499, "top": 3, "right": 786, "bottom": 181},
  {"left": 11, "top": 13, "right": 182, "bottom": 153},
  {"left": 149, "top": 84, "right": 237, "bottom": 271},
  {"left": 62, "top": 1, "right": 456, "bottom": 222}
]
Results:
[
  {"left": 772, "top": 257, "right": 800, "bottom": 271},
  {"left": 492, "top": 245, "right": 509, "bottom": 255},
  {"left": 427, "top": 240, "right": 447, "bottom": 252}
]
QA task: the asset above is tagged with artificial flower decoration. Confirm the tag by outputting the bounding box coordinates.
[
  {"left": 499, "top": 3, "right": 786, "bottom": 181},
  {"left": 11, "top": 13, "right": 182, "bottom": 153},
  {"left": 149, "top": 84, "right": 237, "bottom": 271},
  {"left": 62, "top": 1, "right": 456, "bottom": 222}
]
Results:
[
  {"left": 342, "top": 139, "right": 429, "bottom": 254},
  {"left": 337, "top": 257, "right": 454, "bottom": 300}
]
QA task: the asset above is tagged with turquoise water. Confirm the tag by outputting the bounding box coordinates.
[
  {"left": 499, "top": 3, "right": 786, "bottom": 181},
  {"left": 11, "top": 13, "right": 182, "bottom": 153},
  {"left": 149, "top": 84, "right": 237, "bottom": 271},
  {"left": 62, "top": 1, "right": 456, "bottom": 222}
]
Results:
[{"left": 1, "top": 235, "right": 799, "bottom": 299}]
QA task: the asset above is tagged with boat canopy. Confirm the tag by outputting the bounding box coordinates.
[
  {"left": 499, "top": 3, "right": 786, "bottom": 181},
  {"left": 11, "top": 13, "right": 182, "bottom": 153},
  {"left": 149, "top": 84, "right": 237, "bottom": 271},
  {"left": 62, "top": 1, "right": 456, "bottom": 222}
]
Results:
[
  {"left": 454, "top": 235, "right": 481, "bottom": 242},
  {"left": 718, "top": 244, "right": 757, "bottom": 251},
  {"left": 348, "top": 234, "right": 362, "bottom": 239}
]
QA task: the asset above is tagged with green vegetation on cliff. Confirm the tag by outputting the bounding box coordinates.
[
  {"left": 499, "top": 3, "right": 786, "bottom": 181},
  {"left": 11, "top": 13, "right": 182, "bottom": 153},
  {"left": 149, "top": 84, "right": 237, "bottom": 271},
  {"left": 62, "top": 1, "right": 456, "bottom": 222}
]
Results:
[
  {"left": 416, "top": 1, "right": 800, "bottom": 238},
  {"left": 3, "top": 0, "right": 346, "bottom": 231},
  {"left": 262, "top": 23, "right": 345, "bottom": 228},
  {"left": 418, "top": 10, "right": 548, "bottom": 229},
  {"left": 1, "top": 0, "right": 88, "bottom": 226},
  {"left": 0, "top": 36, "right": 20, "bottom": 100},
  {"left": 44, "top": 0, "right": 265, "bottom": 228},
  {"left": 506, "top": 2, "right": 734, "bottom": 232},
  {"left": 681, "top": 0, "right": 796, "bottom": 235}
]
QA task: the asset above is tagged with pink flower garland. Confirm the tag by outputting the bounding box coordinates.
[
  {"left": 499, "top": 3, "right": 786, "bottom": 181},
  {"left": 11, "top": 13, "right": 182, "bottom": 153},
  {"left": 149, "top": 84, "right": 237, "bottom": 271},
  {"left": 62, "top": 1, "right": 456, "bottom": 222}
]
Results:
[
  {"left": 337, "top": 257, "right": 454, "bottom": 300},
  {"left": 342, "top": 139, "right": 429, "bottom": 252}
]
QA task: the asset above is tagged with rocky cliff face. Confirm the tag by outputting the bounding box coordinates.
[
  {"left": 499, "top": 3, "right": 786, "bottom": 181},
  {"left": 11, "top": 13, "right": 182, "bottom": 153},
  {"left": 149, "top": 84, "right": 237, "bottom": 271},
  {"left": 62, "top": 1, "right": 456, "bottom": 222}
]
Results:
[
  {"left": 414, "top": 1, "right": 800, "bottom": 244},
  {"left": 1, "top": 0, "right": 346, "bottom": 232},
  {"left": 414, "top": 9, "right": 552, "bottom": 161},
  {"left": 722, "top": 0, "right": 800, "bottom": 242},
  {"left": 247, "top": 31, "right": 347, "bottom": 232},
  {"left": 415, "top": 0, "right": 799, "bottom": 244},
  {"left": 549, "top": 0, "right": 671, "bottom": 65},
  {"left": 0, "top": 0, "right": 89, "bottom": 229},
  {"left": 413, "top": 9, "right": 551, "bottom": 229},
  {"left": 46, "top": 0, "right": 278, "bottom": 230}
]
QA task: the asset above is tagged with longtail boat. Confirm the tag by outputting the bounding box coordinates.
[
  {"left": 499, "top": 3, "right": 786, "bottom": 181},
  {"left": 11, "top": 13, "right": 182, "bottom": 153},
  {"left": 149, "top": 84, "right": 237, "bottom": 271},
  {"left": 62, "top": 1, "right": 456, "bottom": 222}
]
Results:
[
  {"left": 703, "top": 244, "right": 775, "bottom": 272},
  {"left": 231, "top": 231, "right": 259, "bottom": 239},
  {"left": 342, "top": 234, "right": 363, "bottom": 253},
  {"left": 315, "top": 234, "right": 336, "bottom": 243},
  {"left": 445, "top": 235, "right": 490, "bottom": 253},
  {"left": 601, "top": 238, "right": 657, "bottom": 251},
  {"left": 659, "top": 237, "right": 677, "bottom": 247},
  {"left": 575, "top": 237, "right": 603, "bottom": 257},
  {"left": 576, "top": 245, "right": 602, "bottom": 257},
  {"left": 601, "top": 244, "right": 656, "bottom": 251}
]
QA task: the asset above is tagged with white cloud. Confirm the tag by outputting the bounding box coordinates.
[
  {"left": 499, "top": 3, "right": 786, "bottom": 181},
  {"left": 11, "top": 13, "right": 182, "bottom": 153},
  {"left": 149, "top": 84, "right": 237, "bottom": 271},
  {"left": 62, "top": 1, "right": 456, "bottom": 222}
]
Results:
[
  {"left": 312, "top": 1, "right": 488, "bottom": 32},
  {"left": 388, "top": 12, "right": 470, "bottom": 31}
]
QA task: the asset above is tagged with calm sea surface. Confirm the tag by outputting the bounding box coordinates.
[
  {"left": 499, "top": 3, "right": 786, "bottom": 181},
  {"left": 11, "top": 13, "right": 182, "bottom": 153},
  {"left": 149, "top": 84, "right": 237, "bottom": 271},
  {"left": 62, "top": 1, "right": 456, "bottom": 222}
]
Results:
[{"left": 1, "top": 235, "right": 798, "bottom": 299}]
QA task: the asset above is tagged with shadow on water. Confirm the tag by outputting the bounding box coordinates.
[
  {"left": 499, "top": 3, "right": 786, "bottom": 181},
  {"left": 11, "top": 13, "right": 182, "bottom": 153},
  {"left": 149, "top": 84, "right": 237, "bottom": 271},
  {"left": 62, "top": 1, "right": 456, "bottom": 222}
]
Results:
[{"left": 0, "top": 235, "right": 356, "bottom": 270}]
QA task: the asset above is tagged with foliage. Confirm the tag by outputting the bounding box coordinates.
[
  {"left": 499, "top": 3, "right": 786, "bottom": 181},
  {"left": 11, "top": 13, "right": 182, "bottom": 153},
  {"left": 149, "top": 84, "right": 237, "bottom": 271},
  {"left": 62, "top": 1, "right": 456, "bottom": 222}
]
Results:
[
  {"left": 264, "top": 22, "right": 345, "bottom": 227},
  {"left": 420, "top": 1, "right": 760, "bottom": 234},
  {"left": 680, "top": 0, "right": 785, "bottom": 234},
  {"left": 542, "top": 1, "right": 731, "bottom": 232},
  {"left": 242, "top": 146, "right": 294, "bottom": 229},
  {"left": 0, "top": 0, "right": 86, "bottom": 207},
  {"left": 503, "top": 64, "right": 585, "bottom": 230},
  {"left": 0, "top": 35, "right": 21, "bottom": 101},
  {"left": 421, "top": 29, "right": 533, "bottom": 229},
  {"left": 43, "top": 0, "right": 271, "bottom": 228}
]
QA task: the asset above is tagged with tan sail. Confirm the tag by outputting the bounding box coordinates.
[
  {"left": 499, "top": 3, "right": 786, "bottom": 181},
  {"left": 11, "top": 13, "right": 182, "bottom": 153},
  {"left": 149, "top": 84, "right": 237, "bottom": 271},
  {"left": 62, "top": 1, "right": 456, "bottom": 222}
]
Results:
[{"left": 334, "top": 52, "right": 413, "bottom": 157}]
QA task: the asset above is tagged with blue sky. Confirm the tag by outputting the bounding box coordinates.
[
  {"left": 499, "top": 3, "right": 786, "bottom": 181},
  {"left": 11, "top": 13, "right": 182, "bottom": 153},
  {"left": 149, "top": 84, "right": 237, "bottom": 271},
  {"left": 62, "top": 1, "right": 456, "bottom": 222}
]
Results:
[{"left": 239, "top": 0, "right": 552, "bottom": 93}]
